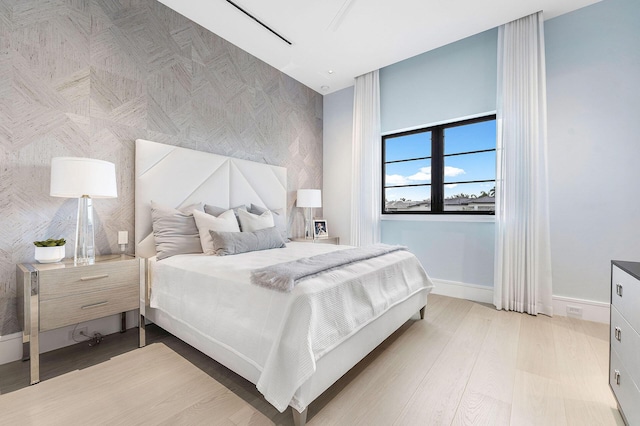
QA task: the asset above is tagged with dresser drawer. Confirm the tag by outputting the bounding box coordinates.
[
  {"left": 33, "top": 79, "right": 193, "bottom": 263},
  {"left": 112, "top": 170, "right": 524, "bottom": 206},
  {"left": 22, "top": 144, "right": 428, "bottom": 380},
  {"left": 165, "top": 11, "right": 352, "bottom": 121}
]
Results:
[
  {"left": 38, "top": 258, "right": 139, "bottom": 301},
  {"left": 610, "top": 349, "right": 640, "bottom": 426},
  {"left": 612, "top": 265, "right": 640, "bottom": 332},
  {"left": 39, "top": 284, "right": 139, "bottom": 331},
  {"left": 611, "top": 305, "right": 640, "bottom": 389}
]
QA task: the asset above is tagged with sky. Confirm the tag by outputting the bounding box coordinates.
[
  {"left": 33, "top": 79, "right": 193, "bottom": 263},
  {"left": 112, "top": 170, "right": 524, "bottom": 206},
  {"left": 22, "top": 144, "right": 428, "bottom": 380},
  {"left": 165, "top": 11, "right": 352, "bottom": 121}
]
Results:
[{"left": 384, "top": 119, "right": 496, "bottom": 202}]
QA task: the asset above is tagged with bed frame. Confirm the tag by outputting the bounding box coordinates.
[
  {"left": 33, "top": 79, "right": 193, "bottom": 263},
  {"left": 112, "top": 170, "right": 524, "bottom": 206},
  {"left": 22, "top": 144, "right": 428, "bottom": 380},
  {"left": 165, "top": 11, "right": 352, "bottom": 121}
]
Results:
[{"left": 134, "top": 139, "right": 428, "bottom": 425}]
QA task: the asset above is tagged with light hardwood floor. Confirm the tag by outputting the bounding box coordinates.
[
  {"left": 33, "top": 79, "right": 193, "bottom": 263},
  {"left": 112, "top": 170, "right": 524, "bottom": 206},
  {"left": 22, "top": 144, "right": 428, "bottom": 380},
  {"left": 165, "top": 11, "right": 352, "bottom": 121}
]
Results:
[{"left": 0, "top": 295, "right": 624, "bottom": 425}]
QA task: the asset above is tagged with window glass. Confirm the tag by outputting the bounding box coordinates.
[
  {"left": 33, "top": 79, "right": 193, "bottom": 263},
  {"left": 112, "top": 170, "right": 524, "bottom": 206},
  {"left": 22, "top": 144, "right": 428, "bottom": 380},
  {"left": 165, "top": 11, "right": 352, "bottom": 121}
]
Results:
[
  {"left": 444, "top": 182, "right": 496, "bottom": 212},
  {"left": 385, "top": 159, "right": 431, "bottom": 187},
  {"left": 384, "top": 131, "right": 431, "bottom": 162},
  {"left": 385, "top": 186, "right": 431, "bottom": 212},
  {"left": 383, "top": 115, "right": 496, "bottom": 214},
  {"left": 444, "top": 120, "right": 496, "bottom": 155},
  {"left": 444, "top": 151, "right": 496, "bottom": 183}
]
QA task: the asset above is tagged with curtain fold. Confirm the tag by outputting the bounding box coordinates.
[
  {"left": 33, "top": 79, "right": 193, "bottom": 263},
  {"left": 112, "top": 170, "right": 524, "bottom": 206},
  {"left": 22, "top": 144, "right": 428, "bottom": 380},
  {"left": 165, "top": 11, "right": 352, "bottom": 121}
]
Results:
[
  {"left": 494, "top": 12, "right": 553, "bottom": 316},
  {"left": 350, "top": 70, "right": 381, "bottom": 247}
]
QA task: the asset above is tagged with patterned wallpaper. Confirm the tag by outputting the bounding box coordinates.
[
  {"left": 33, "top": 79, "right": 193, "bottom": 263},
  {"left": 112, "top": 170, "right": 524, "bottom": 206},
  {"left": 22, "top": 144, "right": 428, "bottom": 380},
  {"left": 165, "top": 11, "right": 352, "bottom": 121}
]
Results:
[{"left": 0, "top": 0, "right": 323, "bottom": 334}]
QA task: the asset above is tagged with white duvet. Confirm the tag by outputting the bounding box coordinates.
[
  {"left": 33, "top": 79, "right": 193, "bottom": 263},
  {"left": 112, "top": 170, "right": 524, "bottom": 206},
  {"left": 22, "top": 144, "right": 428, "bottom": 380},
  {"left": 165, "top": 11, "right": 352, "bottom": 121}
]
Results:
[{"left": 149, "top": 242, "right": 433, "bottom": 412}]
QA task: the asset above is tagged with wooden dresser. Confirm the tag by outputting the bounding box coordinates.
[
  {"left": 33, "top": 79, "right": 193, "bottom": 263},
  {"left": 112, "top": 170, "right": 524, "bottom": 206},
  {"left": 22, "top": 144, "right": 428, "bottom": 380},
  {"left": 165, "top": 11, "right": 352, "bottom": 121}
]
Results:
[{"left": 610, "top": 260, "right": 640, "bottom": 425}]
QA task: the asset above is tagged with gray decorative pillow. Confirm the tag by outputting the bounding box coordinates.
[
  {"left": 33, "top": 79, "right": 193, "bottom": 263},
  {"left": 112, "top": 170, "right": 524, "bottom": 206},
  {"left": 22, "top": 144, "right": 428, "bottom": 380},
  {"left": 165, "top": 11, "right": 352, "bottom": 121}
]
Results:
[
  {"left": 250, "top": 204, "right": 289, "bottom": 241},
  {"left": 204, "top": 204, "right": 247, "bottom": 229},
  {"left": 151, "top": 201, "right": 204, "bottom": 260},
  {"left": 209, "top": 226, "right": 286, "bottom": 256}
]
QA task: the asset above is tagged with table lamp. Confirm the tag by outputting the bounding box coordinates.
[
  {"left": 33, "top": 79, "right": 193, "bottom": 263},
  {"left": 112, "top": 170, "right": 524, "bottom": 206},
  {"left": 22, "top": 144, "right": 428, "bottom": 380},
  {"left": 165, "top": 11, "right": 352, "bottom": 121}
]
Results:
[
  {"left": 297, "top": 189, "right": 321, "bottom": 239},
  {"left": 50, "top": 157, "right": 118, "bottom": 266}
]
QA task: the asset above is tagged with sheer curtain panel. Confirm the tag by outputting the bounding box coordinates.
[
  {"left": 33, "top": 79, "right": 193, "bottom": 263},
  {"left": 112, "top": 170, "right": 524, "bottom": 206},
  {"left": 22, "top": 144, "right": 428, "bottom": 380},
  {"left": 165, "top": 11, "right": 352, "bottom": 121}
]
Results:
[
  {"left": 350, "top": 70, "right": 381, "bottom": 247},
  {"left": 494, "top": 12, "right": 553, "bottom": 316}
]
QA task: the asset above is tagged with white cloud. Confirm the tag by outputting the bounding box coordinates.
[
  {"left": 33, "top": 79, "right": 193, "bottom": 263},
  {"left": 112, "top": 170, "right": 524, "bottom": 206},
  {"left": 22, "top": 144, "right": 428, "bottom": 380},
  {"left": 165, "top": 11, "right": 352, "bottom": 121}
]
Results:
[
  {"left": 408, "top": 167, "right": 431, "bottom": 182},
  {"left": 445, "top": 184, "right": 458, "bottom": 189},
  {"left": 385, "top": 174, "right": 409, "bottom": 185},
  {"left": 386, "top": 166, "right": 465, "bottom": 186},
  {"left": 444, "top": 166, "right": 465, "bottom": 177}
]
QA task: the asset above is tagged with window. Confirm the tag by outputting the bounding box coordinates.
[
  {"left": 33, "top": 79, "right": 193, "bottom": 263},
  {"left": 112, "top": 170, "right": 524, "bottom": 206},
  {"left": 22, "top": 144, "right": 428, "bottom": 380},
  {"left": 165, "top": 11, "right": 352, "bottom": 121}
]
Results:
[{"left": 383, "top": 115, "right": 496, "bottom": 214}]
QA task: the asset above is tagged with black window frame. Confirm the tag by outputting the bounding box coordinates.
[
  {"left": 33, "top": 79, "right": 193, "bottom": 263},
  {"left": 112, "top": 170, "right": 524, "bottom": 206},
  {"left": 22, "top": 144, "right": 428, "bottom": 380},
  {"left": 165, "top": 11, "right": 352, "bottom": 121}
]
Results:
[{"left": 382, "top": 114, "right": 496, "bottom": 215}]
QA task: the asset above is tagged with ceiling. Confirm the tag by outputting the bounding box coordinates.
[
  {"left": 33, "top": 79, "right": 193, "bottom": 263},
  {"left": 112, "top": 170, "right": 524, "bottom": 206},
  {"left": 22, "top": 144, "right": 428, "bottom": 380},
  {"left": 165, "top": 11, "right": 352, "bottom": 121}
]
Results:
[{"left": 157, "top": 0, "right": 601, "bottom": 94}]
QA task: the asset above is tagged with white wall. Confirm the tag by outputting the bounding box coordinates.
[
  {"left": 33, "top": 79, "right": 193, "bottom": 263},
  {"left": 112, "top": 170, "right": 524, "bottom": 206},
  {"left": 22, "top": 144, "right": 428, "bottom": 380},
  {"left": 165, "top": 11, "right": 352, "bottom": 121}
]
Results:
[
  {"left": 545, "top": 0, "right": 640, "bottom": 302},
  {"left": 322, "top": 0, "right": 640, "bottom": 311},
  {"left": 379, "top": 29, "right": 498, "bottom": 289},
  {"left": 380, "top": 28, "right": 498, "bottom": 134},
  {"left": 323, "top": 86, "right": 354, "bottom": 244}
]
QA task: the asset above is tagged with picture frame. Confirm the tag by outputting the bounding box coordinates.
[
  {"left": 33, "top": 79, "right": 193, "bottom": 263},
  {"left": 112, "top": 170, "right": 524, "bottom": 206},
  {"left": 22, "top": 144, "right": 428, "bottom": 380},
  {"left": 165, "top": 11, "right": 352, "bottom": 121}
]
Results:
[{"left": 313, "top": 219, "right": 328, "bottom": 239}]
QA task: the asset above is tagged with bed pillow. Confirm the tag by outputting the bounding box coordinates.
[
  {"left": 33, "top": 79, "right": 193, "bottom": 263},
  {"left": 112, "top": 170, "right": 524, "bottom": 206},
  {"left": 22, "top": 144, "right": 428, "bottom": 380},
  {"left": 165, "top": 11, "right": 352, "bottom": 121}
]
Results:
[
  {"left": 249, "top": 204, "right": 289, "bottom": 241},
  {"left": 151, "top": 201, "right": 204, "bottom": 260},
  {"left": 204, "top": 204, "right": 247, "bottom": 229},
  {"left": 237, "top": 208, "right": 274, "bottom": 233},
  {"left": 193, "top": 209, "right": 240, "bottom": 255},
  {"left": 209, "top": 226, "right": 285, "bottom": 256}
]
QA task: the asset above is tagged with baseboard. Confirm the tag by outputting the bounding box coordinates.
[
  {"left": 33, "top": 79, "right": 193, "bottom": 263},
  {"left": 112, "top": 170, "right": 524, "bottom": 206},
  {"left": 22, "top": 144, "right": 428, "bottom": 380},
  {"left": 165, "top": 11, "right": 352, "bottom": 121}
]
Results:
[
  {"left": 0, "top": 311, "right": 139, "bottom": 366},
  {"left": 431, "top": 279, "right": 609, "bottom": 324},
  {"left": 431, "top": 279, "right": 494, "bottom": 304},
  {"left": 552, "top": 295, "right": 609, "bottom": 324}
]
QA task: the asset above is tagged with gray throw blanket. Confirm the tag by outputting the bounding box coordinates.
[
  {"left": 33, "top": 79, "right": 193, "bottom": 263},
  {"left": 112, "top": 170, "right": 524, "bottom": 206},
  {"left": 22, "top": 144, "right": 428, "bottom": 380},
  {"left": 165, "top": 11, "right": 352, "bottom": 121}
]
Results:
[{"left": 250, "top": 243, "right": 407, "bottom": 292}]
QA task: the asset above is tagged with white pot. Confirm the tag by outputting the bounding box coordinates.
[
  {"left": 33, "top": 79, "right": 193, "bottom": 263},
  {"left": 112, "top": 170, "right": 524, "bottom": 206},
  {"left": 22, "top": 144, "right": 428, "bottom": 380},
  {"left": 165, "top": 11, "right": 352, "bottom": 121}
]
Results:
[{"left": 34, "top": 246, "right": 66, "bottom": 264}]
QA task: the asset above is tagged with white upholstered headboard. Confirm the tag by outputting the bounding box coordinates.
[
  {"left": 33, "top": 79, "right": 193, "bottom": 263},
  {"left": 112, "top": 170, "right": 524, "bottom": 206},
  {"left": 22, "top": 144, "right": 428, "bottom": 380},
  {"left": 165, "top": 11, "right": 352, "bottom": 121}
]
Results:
[{"left": 135, "top": 139, "right": 287, "bottom": 258}]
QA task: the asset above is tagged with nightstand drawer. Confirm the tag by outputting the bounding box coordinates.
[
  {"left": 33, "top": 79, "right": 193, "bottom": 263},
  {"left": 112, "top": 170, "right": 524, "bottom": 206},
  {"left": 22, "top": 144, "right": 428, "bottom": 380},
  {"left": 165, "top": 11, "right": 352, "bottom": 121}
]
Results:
[
  {"left": 40, "top": 284, "right": 139, "bottom": 331},
  {"left": 39, "top": 258, "right": 139, "bottom": 301}
]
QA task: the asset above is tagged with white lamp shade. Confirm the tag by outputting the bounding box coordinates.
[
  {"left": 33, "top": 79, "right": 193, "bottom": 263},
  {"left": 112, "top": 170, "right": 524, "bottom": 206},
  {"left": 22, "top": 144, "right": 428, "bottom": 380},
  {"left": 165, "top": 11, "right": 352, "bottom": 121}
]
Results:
[
  {"left": 297, "top": 189, "right": 321, "bottom": 208},
  {"left": 50, "top": 157, "right": 118, "bottom": 198}
]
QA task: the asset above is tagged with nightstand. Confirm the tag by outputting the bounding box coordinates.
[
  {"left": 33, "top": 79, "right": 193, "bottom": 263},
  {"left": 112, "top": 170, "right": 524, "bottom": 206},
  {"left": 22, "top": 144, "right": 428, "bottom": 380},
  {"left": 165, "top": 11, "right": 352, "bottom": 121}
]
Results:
[
  {"left": 16, "top": 254, "right": 142, "bottom": 385},
  {"left": 291, "top": 236, "right": 340, "bottom": 245}
]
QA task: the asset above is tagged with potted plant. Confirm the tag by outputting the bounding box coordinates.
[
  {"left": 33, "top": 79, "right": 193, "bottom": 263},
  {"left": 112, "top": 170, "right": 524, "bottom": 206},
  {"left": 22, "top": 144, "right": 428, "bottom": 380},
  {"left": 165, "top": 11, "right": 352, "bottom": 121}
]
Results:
[{"left": 33, "top": 238, "right": 66, "bottom": 263}]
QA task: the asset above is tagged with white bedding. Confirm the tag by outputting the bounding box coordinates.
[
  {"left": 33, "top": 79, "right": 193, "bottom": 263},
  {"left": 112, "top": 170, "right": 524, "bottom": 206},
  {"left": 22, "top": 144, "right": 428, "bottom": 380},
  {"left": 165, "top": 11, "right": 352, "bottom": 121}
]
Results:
[{"left": 149, "top": 242, "right": 434, "bottom": 412}]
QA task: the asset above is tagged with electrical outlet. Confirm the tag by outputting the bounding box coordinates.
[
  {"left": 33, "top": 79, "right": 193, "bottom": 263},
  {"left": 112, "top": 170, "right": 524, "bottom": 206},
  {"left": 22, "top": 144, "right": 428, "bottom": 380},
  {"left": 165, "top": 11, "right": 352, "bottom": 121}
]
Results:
[
  {"left": 69, "top": 326, "right": 88, "bottom": 341},
  {"left": 566, "top": 306, "right": 583, "bottom": 317}
]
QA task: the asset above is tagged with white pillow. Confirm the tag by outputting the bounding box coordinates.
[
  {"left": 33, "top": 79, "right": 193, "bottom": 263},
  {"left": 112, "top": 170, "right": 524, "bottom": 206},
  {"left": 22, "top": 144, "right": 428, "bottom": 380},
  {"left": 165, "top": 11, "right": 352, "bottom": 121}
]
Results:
[
  {"left": 250, "top": 204, "right": 289, "bottom": 241},
  {"left": 237, "top": 209, "right": 274, "bottom": 233},
  {"left": 193, "top": 209, "right": 240, "bottom": 254}
]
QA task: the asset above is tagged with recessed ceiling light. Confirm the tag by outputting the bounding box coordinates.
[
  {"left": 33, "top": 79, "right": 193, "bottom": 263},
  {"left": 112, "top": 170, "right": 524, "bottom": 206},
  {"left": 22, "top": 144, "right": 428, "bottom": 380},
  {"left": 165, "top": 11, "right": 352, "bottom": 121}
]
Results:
[
  {"left": 320, "top": 85, "right": 330, "bottom": 90},
  {"left": 327, "top": 70, "right": 334, "bottom": 74}
]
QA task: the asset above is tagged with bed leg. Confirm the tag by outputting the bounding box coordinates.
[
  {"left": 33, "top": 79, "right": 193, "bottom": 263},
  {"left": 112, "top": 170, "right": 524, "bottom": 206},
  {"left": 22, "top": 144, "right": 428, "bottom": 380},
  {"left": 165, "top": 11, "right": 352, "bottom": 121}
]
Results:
[
  {"left": 419, "top": 306, "right": 426, "bottom": 320},
  {"left": 292, "top": 407, "right": 308, "bottom": 426}
]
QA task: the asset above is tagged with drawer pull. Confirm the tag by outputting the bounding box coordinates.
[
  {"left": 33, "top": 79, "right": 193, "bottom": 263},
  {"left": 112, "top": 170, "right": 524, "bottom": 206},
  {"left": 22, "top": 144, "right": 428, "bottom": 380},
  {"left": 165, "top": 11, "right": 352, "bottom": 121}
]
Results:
[
  {"left": 615, "top": 327, "right": 622, "bottom": 341},
  {"left": 80, "top": 274, "right": 109, "bottom": 282},
  {"left": 614, "top": 370, "right": 621, "bottom": 386},
  {"left": 81, "top": 301, "right": 108, "bottom": 310},
  {"left": 616, "top": 283, "right": 623, "bottom": 297}
]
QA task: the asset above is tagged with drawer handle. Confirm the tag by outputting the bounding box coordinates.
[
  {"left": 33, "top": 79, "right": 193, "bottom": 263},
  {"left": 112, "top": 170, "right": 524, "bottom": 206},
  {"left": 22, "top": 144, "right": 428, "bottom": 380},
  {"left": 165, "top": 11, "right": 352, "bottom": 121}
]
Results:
[
  {"left": 614, "top": 370, "right": 621, "bottom": 386},
  {"left": 81, "top": 301, "right": 108, "bottom": 310},
  {"left": 616, "top": 283, "right": 623, "bottom": 297},
  {"left": 80, "top": 274, "right": 109, "bottom": 281},
  {"left": 615, "top": 327, "right": 622, "bottom": 342}
]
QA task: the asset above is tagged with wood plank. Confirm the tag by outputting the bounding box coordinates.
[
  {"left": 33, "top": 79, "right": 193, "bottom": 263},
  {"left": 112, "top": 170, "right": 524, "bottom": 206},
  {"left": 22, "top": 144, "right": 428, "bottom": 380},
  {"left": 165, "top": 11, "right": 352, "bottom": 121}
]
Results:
[
  {"left": 310, "top": 296, "right": 474, "bottom": 426},
  {"left": 510, "top": 369, "right": 567, "bottom": 426},
  {"left": 452, "top": 307, "right": 522, "bottom": 425},
  {"left": 393, "top": 303, "right": 492, "bottom": 425}
]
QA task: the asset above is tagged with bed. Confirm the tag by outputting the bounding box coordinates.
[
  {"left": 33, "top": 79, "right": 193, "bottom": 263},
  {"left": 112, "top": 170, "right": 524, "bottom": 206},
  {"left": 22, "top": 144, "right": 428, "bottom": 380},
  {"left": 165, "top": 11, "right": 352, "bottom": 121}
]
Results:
[{"left": 134, "top": 139, "right": 434, "bottom": 425}]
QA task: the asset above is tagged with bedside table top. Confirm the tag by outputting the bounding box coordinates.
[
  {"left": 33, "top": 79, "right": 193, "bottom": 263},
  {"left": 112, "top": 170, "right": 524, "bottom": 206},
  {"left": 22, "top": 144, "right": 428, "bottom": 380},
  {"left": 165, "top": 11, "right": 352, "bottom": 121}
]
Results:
[
  {"left": 25, "top": 254, "right": 135, "bottom": 271},
  {"left": 291, "top": 236, "right": 340, "bottom": 243}
]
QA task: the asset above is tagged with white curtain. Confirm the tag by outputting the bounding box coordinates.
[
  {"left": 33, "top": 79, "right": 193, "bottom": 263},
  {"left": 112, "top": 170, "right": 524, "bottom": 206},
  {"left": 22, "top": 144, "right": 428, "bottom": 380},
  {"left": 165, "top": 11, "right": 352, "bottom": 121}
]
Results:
[
  {"left": 494, "top": 12, "right": 553, "bottom": 316},
  {"left": 350, "top": 70, "right": 381, "bottom": 247}
]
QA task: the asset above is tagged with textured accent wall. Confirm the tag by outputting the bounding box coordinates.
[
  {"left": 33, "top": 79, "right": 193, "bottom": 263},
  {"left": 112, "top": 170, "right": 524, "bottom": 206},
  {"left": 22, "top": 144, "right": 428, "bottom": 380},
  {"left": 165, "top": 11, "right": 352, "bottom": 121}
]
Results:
[{"left": 0, "top": 0, "right": 323, "bottom": 335}]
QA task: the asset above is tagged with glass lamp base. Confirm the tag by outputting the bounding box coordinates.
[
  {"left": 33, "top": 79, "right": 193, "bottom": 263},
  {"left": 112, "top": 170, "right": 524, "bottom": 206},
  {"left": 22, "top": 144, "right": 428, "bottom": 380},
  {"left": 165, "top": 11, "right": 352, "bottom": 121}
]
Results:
[{"left": 75, "top": 195, "right": 95, "bottom": 266}]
